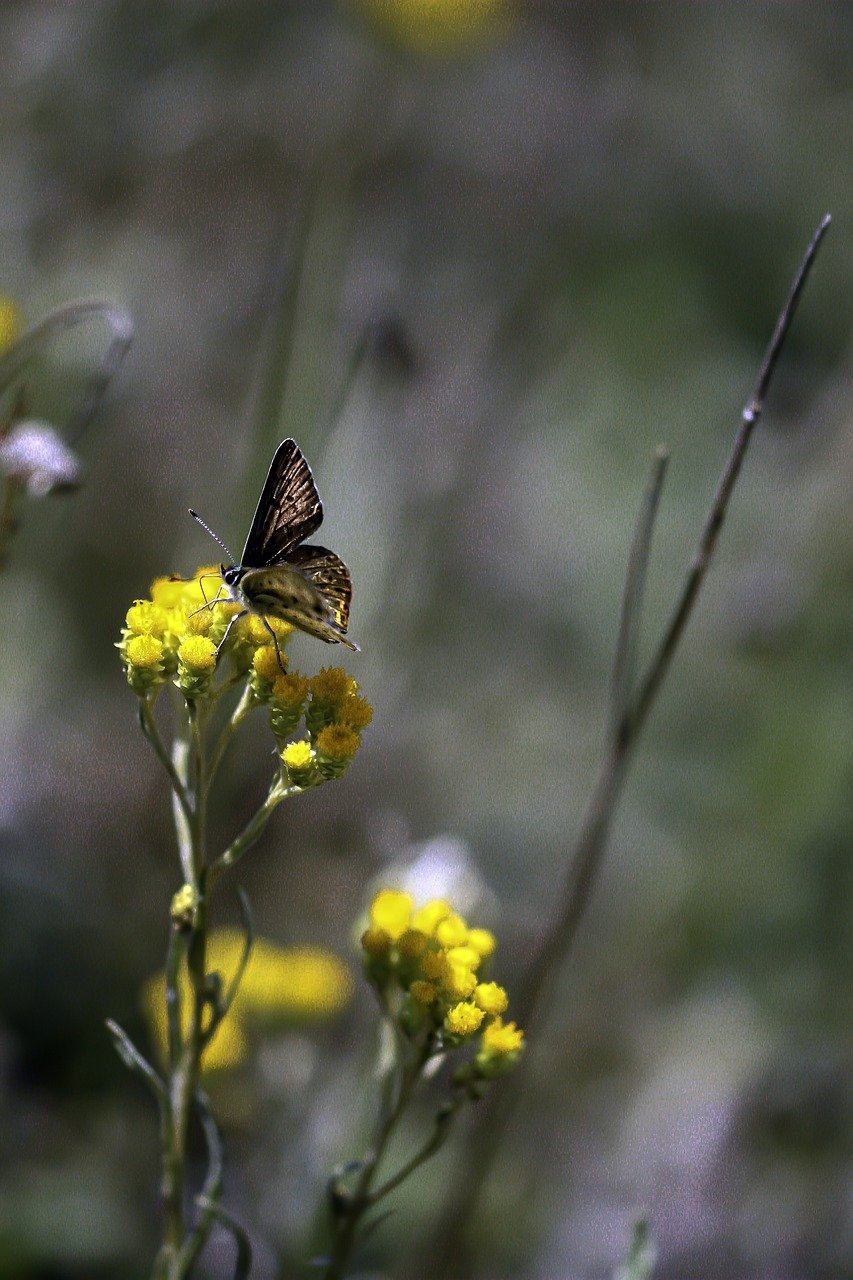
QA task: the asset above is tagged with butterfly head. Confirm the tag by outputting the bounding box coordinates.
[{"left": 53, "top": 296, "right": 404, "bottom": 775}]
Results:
[{"left": 222, "top": 564, "right": 242, "bottom": 588}]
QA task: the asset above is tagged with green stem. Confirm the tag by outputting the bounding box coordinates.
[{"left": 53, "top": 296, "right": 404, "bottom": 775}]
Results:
[
  {"left": 158, "top": 700, "right": 213, "bottom": 1278},
  {"left": 208, "top": 775, "right": 296, "bottom": 886},
  {"left": 324, "top": 1044, "right": 429, "bottom": 1280}
]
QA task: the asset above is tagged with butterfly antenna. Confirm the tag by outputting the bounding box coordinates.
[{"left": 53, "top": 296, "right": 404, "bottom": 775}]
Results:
[{"left": 188, "top": 509, "right": 235, "bottom": 564}]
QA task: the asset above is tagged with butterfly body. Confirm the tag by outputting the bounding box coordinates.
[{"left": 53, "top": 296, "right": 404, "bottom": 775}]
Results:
[
  {"left": 223, "top": 562, "right": 358, "bottom": 651},
  {"left": 193, "top": 438, "right": 359, "bottom": 656}
]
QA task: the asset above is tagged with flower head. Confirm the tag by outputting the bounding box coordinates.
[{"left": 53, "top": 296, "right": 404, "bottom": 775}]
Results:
[
  {"left": 359, "top": 888, "right": 522, "bottom": 1065},
  {"left": 475, "top": 1017, "right": 525, "bottom": 1076}
]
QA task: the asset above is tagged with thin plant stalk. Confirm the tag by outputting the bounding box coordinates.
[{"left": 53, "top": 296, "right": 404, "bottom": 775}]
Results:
[
  {"left": 427, "top": 215, "right": 831, "bottom": 1272},
  {"left": 324, "top": 1036, "right": 462, "bottom": 1280}
]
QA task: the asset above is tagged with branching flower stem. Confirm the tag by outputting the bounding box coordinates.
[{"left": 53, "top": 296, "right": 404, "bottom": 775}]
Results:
[
  {"left": 427, "top": 215, "right": 831, "bottom": 1271},
  {"left": 324, "top": 1036, "right": 462, "bottom": 1280}
]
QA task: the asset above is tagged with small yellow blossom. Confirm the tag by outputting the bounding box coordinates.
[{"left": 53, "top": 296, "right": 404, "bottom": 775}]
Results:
[
  {"left": 411, "top": 899, "right": 452, "bottom": 935},
  {"left": 446, "top": 945, "right": 482, "bottom": 971},
  {"left": 473, "top": 1018, "right": 522, "bottom": 1059},
  {"left": 272, "top": 673, "right": 309, "bottom": 708},
  {"left": 397, "top": 928, "right": 429, "bottom": 960},
  {"left": 467, "top": 927, "right": 496, "bottom": 960},
  {"left": 336, "top": 693, "right": 373, "bottom": 732},
  {"left": 253, "top": 644, "right": 285, "bottom": 685},
  {"left": 281, "top": 738, "right": 316, "bottom": 785},
  {"left": 444, "top": 961, "right": 477, "bottom": 1000},
  {"left": 310, "top": 666, "right": 357, "bottom": 704},
  {"left": 474, "top": 981, "right": 508, "bottom": 1016},
  {"left": 177, "top": 635, "right": 217, "bottom": 674},
  {"left": 150, "top": 575, "right": 190, "bottom": 609},
  {"left": 125, "top": 600, "right": 169, "bottom": 637},
  {"left": 369, "top": 889, "right": 413, "bottom": 941},
  {"left": 177, "top": 635, "right": 217, "bottom": 697},
  {"left": 435, "top": 912, "right": 468, "bottom": 949},
  {"left": 315, "top": 724, "right": 361, "bottom": 777},
  {"left": 409, "top": 979, "right": 437, "bottom": 1005},
  {"left": 361, "top": 925, "right": 392, "bottom": 957},
  {"left": 270, "top": 672, "right": 310, "bottom": 739},
  {"left": 444, "top": 1001, "right": 485, "bottom": 1038},
  {"left": 420, "top": 949, "right": 450, "bottom": 984},
  {"left": 126, "top": 634, "right": 164, "bottom": 669}
]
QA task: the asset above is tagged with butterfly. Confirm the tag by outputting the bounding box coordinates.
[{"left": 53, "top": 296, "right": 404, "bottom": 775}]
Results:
[{"left": 190, "top": 438, "right": 358, "bottom": 665}]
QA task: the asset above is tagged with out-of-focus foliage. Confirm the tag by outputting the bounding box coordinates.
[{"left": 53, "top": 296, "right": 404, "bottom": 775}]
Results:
[{"left": 0, "top": 2, "right": 848, "bottom": 1277}]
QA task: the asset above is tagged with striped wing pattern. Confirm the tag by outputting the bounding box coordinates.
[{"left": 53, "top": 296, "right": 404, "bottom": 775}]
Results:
[
  {"left": 288, "top": 544, "right": 353, "bottom": 633},
  {"left": 241, "top": 438, "right": 323, "bottom": 567}
]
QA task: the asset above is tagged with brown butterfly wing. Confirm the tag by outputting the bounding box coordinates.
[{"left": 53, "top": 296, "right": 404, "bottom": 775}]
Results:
[
  {"left": 288, "top": 544, "right": 353, "bottom": 633},
  {"left": 242, "top": 438, "right": 323, "bottom": 567}
]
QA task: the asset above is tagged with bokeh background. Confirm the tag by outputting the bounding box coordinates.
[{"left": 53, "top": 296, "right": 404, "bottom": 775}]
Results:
[{"left": 0, "top": 2, "right": 850, "bottom": 1277}]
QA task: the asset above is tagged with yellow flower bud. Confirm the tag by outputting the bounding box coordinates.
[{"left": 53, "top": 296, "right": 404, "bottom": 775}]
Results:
[
  {"left": 369, "top": 889, "right": 413, "bottom": 942},
  {"left": 361, "top": 925, "right": 392, "bottom": 957},
  {"left": 435, "top": 912, "right": 468, "bottom": 948},
  {"left": 336, "top": 693, "right": 373, "bottom": 732},
  {"left": 178, "top": 635, "right": 217, "bottom": 673},
  {"left": 467, "top": 927, "right": 496, "bottom": 960},
  {"left": 176, "top": 635, "right": 217, "bottom": 698},
  {"left": 397, "top": 929, "right": 429, "bottom": 961},
  {"left": 446, "top": 945, "right": 482, "bottom": 971},
  {"left": 122, "top": 633, "right": 166, "bottom": 694},
  {"left": 170, "top": 883, "right": 200, "bottom": 931},
  {"left": 150, "top": 575, "right": 189, "bottom": 609},
  {"left": 269, "top": 672, "right": 310, "bottom": 740},
  {"left": 126, "top": 634, "right": 164, "bottom": 669},
  {"left": 409, "top": 979, "right": 437, "bottom": 1005},
  {"left": 125, "top": 600, "right": 169, "bottom": 637},
  {"left": 473, "top": 981, "right": 508, "bottom": 1016},
  {"left": 475, "top": 1017, "right": 525, "bottom": 1075},
  {"left": 444, "top": 960, "right": 477, "bottom": 1000},
  {"left": 444, "top": 1001, "right": 485, "bottom": 1038},
  {"left": 306, "top": 666, "right": 357, "bottom": 733},
  {"left": 281, "top": 738, "right": 317, "bottom": 786},
  {"left": 411, "top": 899, "right": 452, "bottom": 935},
  {"left": 315, "top": 724, "right": 361, "bottom": 778}
]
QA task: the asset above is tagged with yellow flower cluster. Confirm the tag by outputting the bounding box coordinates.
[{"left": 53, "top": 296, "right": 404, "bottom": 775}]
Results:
[
  {"left": 361, "top": 890, "right": 523, "bottom": 1077},
  {"left": 352, "top": 0, "right": 513, "bottom": 55},
  {"left": 117, "top": 567, "right": 372, "bottom": 783},
  {"left": 278, "top": 666, "right": 372, "bottom": 787},
  {"left": 143, "top": 928, "right": 352, "bottom": 1073},
  {"left": 118, "top": 566, "right": 255, "bottom": 696}
]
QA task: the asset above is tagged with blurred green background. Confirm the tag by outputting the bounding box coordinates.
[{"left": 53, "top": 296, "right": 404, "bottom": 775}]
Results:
[{"left": 0, "top": 2, "right": 849, "bottom": 1277}]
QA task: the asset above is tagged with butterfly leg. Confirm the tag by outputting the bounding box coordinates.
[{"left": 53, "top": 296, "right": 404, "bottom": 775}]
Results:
[
  {"left": 260, "top": 616, "right": 287, "bottom": 673},
  {"left": 198, "top": 572, "right": 226, "bottom": 609},
  {"left": 215, "top": 609, "right": 247, "bottom": 661}
]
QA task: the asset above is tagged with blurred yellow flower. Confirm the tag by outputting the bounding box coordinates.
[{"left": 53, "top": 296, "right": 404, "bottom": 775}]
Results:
[
  {"left": 444, "top": 1000, "right": 485, "bottom": 1037},
  {"left": 0, "top": 296, "right": 22, "bottom": 354},
  {"left": 142, "top": 928, "right": 352, "bottom": 1073},
  {"left": 369, "top": 889, "right": 414, "bottom": 941},
  {"left": 352, "top": 0, "right": 513, "bottom": 54}
]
